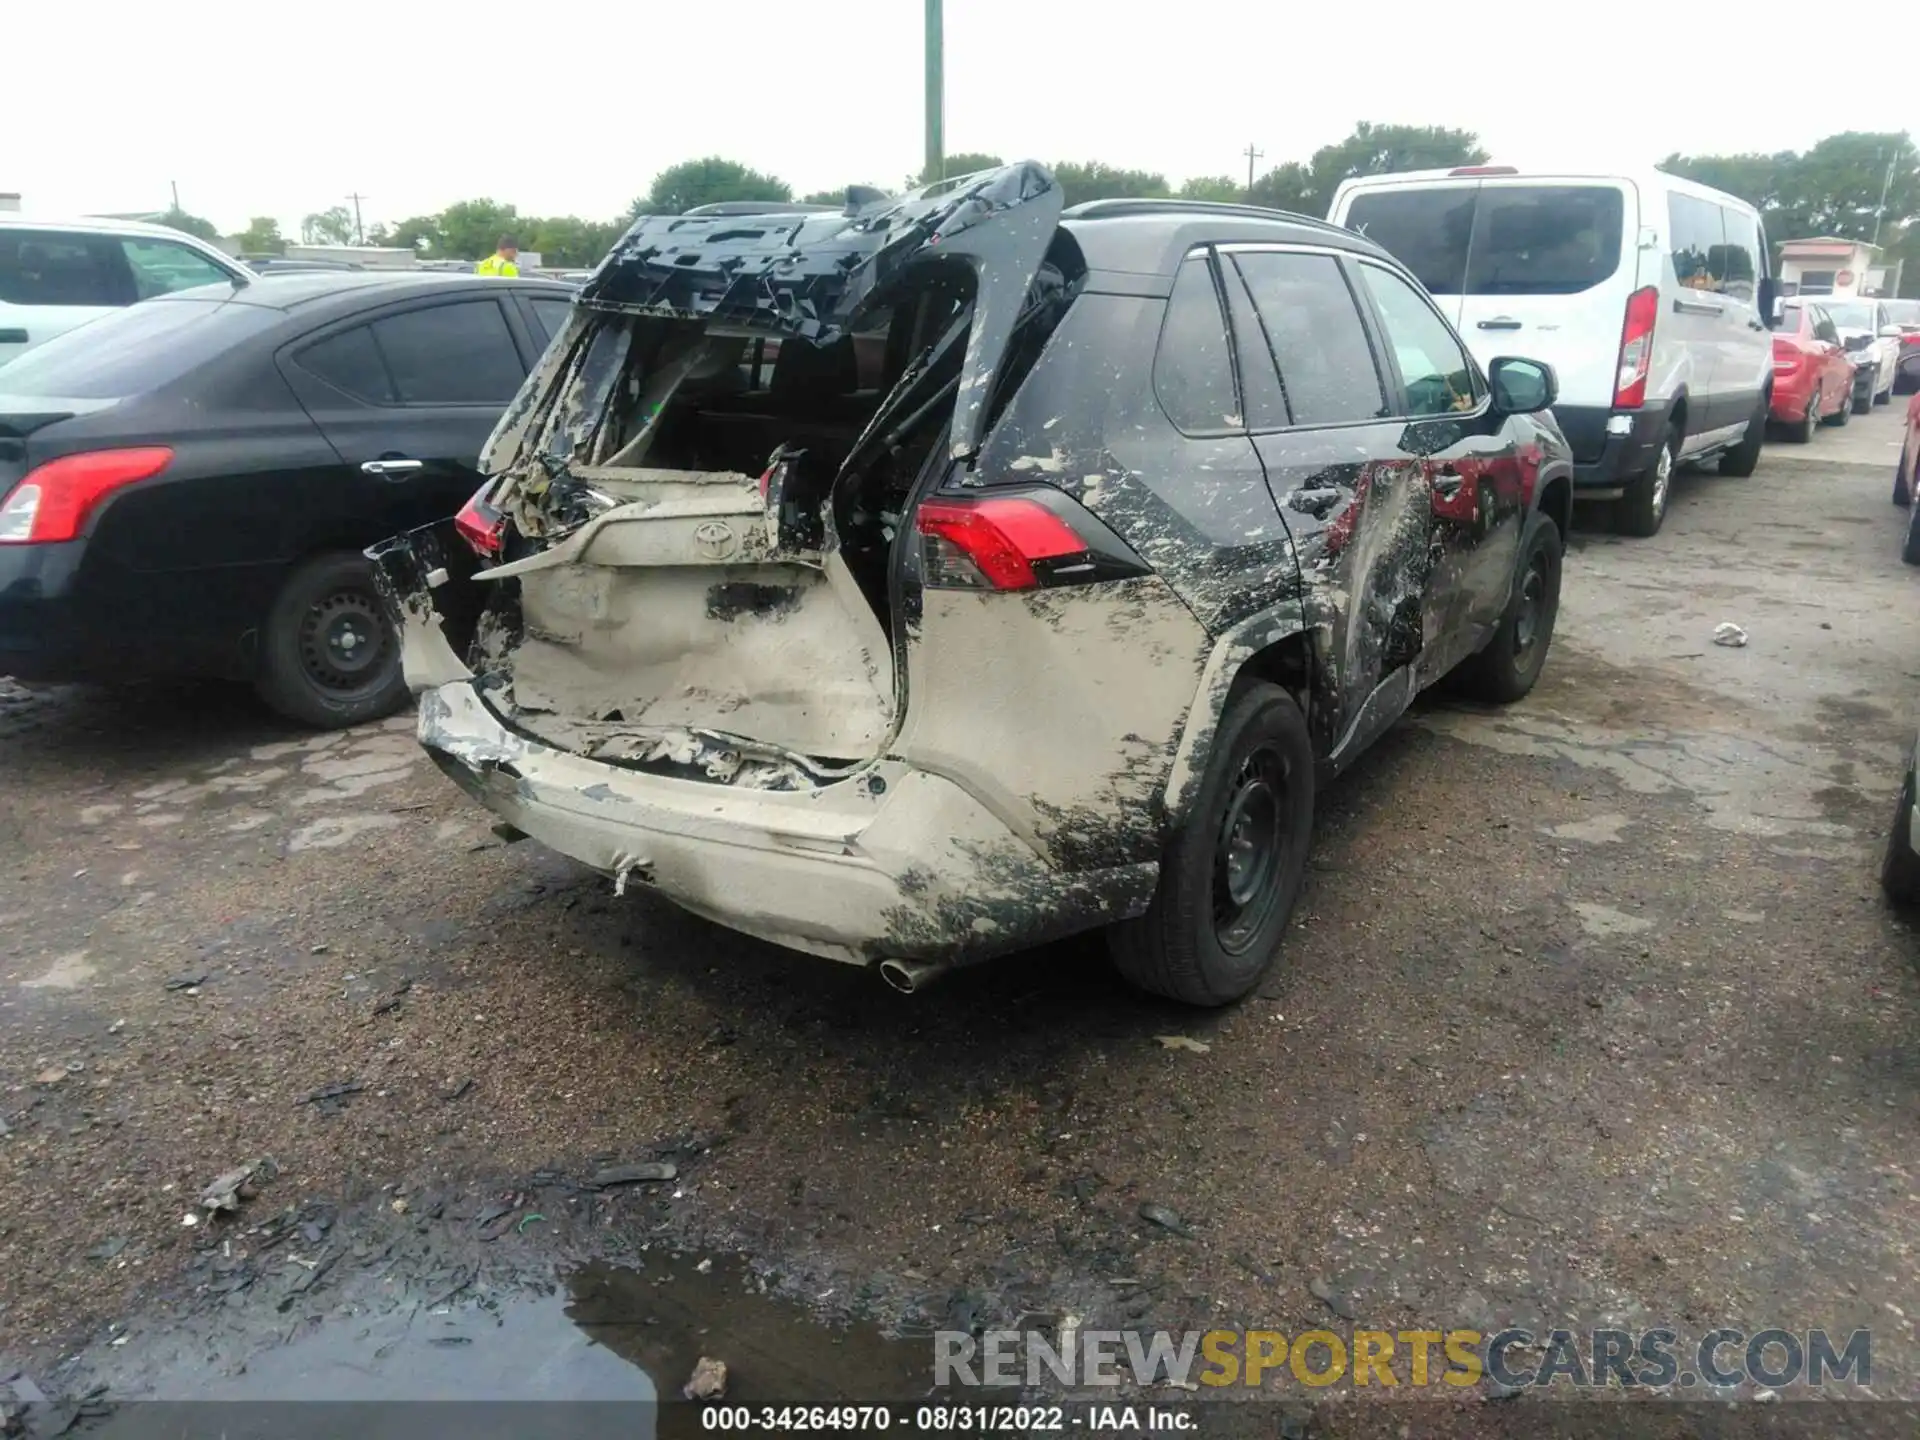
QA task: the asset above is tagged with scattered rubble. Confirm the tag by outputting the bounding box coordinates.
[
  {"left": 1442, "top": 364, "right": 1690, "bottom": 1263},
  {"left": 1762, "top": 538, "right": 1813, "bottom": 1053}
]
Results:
[
  {"left": 1137, "top": 1202, "right": 1194, "bottom": 1239},
  {"left": 586, "top": 1162, "right": 678, "bottom": 1189},
  {"left": 682, "top": 1356, "right": 728, "bottom": 1400},
  {"left": 1712, "top": 622, "right": 1749, "bottom": 648},
  {"left": 1153, "top": 1035, "right": 1210, "bottom": 1054},
  {"left": 200, "top": 1157, "right": 278, "bottom": 1214}
]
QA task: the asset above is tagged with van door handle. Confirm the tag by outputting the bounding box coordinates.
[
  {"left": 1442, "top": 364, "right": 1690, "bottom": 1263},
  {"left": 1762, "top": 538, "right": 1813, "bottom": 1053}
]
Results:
[
  {"left": 1476, "top": 318, "right": 1522, "bottom": 330},
  {"left": 1673, "top": 297, "right": 1723, "bottom": 316},
  {"left": 361, "top": 459, "right": 424, "bottom": 478},
  {"left": 0, "top": 329, "right": 27, "bottom": 345}
]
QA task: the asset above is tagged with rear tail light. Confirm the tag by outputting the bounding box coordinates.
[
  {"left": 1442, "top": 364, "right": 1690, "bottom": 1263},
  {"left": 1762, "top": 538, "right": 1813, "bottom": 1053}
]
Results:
[
  {"left": 1613, "top": 286, "right": 1659, "bottom": 410},
  {"left": 0, "top": 447, "right": 173, "bottom": 544},
  {"left": 454, "top": 485, "right": 506, "bottom": 558},
  {"left": 915, "top": 495, "right": 1089, "bottom": 591}
]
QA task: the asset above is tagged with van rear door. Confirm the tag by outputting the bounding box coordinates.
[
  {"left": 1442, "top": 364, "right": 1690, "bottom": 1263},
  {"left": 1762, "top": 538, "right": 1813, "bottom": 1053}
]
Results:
[
  {"left": 1335, "top": 179, "right": 1479, "bottom": 329},
  {"left": 1451, "top": 179, "right": 1634, "bottom": 413}
]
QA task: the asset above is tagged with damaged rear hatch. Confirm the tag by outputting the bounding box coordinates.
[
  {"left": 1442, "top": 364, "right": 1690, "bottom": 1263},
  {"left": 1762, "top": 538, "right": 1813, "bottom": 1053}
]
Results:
[{"left": 375, "top": 163, "right": 1066, "bottom": 790}]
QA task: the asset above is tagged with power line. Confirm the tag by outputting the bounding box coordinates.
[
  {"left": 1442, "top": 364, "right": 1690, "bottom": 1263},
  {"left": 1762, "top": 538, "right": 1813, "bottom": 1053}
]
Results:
[{"left": 347, "top": 192, "right": 369, "bottom": 245}]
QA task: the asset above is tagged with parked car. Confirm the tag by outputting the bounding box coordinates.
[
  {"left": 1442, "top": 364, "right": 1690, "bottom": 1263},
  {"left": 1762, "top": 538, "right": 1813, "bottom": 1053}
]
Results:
[
  {"left": 1882, "top": 726, "right": 1920, "bottom": 905},
  {"left": 1885, "top": 298, "right": 1920, "bottom": 393},
  {"left": 1328, "top": 166, "right": 1777, "bottom": 538},
  {"left": 374, "top": 167, "right": 1573, "bottom": 1006},
  {"left": 1816, "top": 297, "right": 1901, "bottom": 412},
  {"left": 0, "top": 271, "right": 575, "bottom": 727},
  {"left": 0, "top": 216, "right": 254, "bottom": 365},
  {"left": 1893, "top": 390, "right": 1920, "bottom": 563},
  {"left": 1767, "top": 298, "right": 1855, "bottom": 440}
]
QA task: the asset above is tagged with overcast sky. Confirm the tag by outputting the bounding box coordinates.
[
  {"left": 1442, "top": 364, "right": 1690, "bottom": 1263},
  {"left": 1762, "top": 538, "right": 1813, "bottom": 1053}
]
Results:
[{"left": 12, "top": 2, "right": 1916, "bottom": 234}]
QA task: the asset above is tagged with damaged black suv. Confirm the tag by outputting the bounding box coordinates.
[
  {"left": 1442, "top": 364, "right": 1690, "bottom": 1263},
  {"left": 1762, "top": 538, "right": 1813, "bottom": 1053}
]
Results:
[{"left": 374, "top": 162, "right": 1573, "bottom": 1006}]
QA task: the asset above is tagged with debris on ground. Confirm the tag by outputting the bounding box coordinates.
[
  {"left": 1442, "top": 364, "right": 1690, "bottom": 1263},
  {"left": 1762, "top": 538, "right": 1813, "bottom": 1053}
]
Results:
[
  {"left": 441, "top": 1079, "right": 474, "bottom": 1102},
  {"left": 370, "top": 979, "right": 413, "bottom": 1016},
  {"left": 585, "top": 1162, "right": 678, "bottom": 1189},
  {"left": 682, "top": 1356, "right": 728, "bottom": 1400},
  {"left": 295, "top": 1081, "right": 364, "bottom": 1107},
  {"left": 1137, "top": 1202, "right": 1195, "bottom": 1239},
  {"left": 162, "top": 972, "right": 208, "bottom": 992},
  {"left": 85, "top": 1237, "right": 129, "bottom": 1263},
  {"left": 200, "top": 1157, "right": 278, "bottom": 1214},
  {"left": 1153, "top": 1035, "right": 1210, "bottom": 1054},
  {"left": 1308, "top": 1276, "right": 1355, "bottom": 1321},
  {"left": 34, "top": 1068, "right": 66, "bottom": 1087},
  {"left": 1712, "top": 622, "right": 1749, "bottom": 648}
]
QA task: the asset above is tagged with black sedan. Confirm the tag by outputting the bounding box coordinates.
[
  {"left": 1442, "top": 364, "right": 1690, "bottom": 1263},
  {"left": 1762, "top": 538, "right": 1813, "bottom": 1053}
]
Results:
[{"left": 0, "top": 271, "right": 574, "bottom": 727}]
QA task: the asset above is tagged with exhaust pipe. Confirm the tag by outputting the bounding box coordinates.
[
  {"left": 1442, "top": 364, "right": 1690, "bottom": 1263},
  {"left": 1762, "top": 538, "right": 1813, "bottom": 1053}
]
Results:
[{"left": 878, "top": 958, "right": 947, "bottom": 995}]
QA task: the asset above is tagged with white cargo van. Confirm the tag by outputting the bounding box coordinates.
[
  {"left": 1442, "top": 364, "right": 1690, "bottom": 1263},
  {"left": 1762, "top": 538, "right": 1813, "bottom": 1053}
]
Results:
[{"left": 1328, "top": 167, "right": 1776, "bottom": 536}]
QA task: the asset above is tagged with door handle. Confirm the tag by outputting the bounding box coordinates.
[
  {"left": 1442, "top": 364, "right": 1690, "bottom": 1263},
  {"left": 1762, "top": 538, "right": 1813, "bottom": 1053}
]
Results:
[
  {"left": 1476, "top": 318, "right": 1522, "bottom": 330},
  {"left": 1432, "top": 468, "right": 1465, "bottom": 497},
  {"left": 1673, "top": 297, "right": 1723, "bottom": 317},
  {"left": 361, "top": 459, "right": 424, "bottom": 477},
  {"left": 0, "top": 329, "right": 27, "bottom": 345}
]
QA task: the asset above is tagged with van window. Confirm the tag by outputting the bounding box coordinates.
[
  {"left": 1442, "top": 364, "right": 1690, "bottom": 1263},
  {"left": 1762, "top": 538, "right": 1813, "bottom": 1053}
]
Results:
[
  {"left": 1343, "top": 189, "right": 1474, "bottom": 295},
  {"left": 0, "top": 231, "right": 126, "bottom": 307},
  {"left": 1719, "top": 207, "right": 1761, "bottom": 304},
  {"left": 1668, "top": 193, "right": 1726, "bottom": 293},
  {"left": 1465, "top": 186, "right": 1624, "bottom": 295}
]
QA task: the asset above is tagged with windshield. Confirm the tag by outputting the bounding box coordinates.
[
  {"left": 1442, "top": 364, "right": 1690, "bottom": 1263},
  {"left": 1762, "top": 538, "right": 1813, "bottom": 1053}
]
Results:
[
  {"left": 1885, "top": 299, "right": 1920, "bottom": 327},
  {"left": 0, "top": 298, "right": 276, "bottom": 399},
  {"left": 1821, "top": 301, "right": 1874, "bottom": 330}
]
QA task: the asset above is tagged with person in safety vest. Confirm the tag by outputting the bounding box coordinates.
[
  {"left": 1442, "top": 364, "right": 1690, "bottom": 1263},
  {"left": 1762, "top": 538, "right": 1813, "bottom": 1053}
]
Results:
[{"left": 475, "top": 235, "right": 520, "bottom": 277}]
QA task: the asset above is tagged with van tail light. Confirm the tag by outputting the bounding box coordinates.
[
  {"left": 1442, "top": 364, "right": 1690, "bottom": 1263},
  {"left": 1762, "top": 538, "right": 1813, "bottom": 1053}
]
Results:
[
  {"left": 0, "top": 447, "right": 173, "bottom": 544},
  {"left": 915, "top": 496, "right": 1091, "bottom": 591},
  {"left": 1613, "top": 286, "right": 1659, "bottom": 410},
  {"left": 454, "top": 485, "right": 506, "bottom": 559}
]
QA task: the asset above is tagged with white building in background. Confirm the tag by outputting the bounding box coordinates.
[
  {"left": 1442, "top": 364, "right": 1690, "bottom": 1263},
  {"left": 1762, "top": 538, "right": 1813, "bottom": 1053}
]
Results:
[{"left": 1778, "top": 237, "right": 1903, "bottom": 300}]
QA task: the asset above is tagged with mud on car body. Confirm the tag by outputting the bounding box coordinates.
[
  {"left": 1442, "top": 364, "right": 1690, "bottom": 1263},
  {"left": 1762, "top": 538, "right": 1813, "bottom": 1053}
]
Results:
[{"left": 373, "top": 163, "right": 1574, "bottom": 1006}]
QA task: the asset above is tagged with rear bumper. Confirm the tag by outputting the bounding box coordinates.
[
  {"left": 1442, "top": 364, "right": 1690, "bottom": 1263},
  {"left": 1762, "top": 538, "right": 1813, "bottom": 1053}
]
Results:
[
  {"left": 415, "top": 681, "right": 1157, "bottom": 967},
  {"left": 1555, "top": 404, "right": 1666, "bottom": 496},
  {"left": 0, "top": 542, "right": 90, "bottom": 681},
  {"left": 1769, "top": 369, "right": 1815, "bottom": 419}
]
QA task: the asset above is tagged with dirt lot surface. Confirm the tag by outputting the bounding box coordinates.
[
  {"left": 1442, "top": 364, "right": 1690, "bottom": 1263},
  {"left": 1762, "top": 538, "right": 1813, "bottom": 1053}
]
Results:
[{"left": 2, "top": 405, "right": 1918, "bottom": 1431}]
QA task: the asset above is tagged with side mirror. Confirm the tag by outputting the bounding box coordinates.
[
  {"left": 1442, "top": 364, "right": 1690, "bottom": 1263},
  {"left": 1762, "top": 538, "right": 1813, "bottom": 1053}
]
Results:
[
  {"left": 1488, "top": 356, "right": 1557, "bottom": 415},
  {"left": 1759, "top": 275, "right": 1781, "bottom": 317}
]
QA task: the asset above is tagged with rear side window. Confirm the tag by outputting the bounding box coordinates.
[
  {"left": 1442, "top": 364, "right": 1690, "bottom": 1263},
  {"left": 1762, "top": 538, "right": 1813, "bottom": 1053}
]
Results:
[
  {"left": 1344, "top": 189, "right": 1474, "bottom": 295},
  {"left": 1356, "top": 263, "right": 1480, "bottom": 417},
  {"left": 0, "top": 230, "right": 125, "bottom": 307},
  {"left": 1153, "top": 256, "right": 1241, "bottom": 434},
  {"left": 1719, "top": 207, "right": 1761, "bottom": 304},
  {"left": 0, "top": 299, "right": 276, "bottom": 398},
  {"left": 1231, "top": 251, "right": 1387, "bottom": 427},
  {"left": 1811, "top": 308, "right": 1841, "bottom": 345},
  {"left": 297, "top": 325, "right": 396, "bottom": 404},
  {"left": 528, "top": 296, "right": 573, "bottom": 346},
  {"left": 119, "top": 238, "right": 235, "bottom": 301},
  {"left": 1466, "top": 186, "right": 1624, "bottom": 295},
  {"left": 1669, "top": 193, "right": 1726, "bottom": 292},
  {"left": 1775, "top": 302, "right": 1803, "bottom": 334},
  {"left": 370, "top": 300, "right": 523, "bottom": 404}
]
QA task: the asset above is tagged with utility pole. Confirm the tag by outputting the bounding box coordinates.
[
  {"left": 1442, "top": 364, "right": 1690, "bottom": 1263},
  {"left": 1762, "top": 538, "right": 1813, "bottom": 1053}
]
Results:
[
  {"left": 347, "top": 192, "right": 368, "bottom": 246},
  {"left": 924, "top": 0, "right": 944, "bottom": 184},
  {"left": 170, "top": 180, "right": 180, "bottom": 213},
  {"left": 1243, "top": 144, "right": 1264, "bottom": 200},
  {"left": 1871, "top": 151, "right": 1897, "bottom": 248}
]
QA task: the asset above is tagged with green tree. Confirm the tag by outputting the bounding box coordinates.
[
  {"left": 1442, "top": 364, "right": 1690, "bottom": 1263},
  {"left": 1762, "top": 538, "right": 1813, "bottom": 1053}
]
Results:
[
  {"left": 376, "top": 214, "right": 447, "bottom": 254},
  {"left": 1050, "top": 161, "right": 1170, "bottom": 208},
  {"left": 158, "top": 207, "right": 219, "bottom": 242},
  {"left": 1251, "top": 123, "right": 1487, "bottom": 220},
  {"left": 528, "top": 215, "right": 624, "bottom": 269},
  {"left": 1178, "top": 175, "right": 1244, "bottom": 204},
  {"left": 436, "top": 199, "right": 521, "bottom": 260},
  {"left": 234, "top": 217, "right": 287, "bottom": 255},
  {"left": 914, "top": 152, "right": 1006, "bottom": 186},
  {"left": 631, "top": 158, "right": 791, "bottom": 218},
  {"left": 300, "top": 206, "right": 355, "bottom": 246}
]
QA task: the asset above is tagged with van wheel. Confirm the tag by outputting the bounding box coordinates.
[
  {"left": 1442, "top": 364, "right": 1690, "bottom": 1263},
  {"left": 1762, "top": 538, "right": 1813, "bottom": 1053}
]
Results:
[
  {"left": 1108, "top": 682, "right": 1313, "bottom": 1007},
  {"left": 1717, "top": 393, "right": 1766, "bottom": 477},
  {"left": 1456, "top": 512, "right": 1562, "bottom": 704},
  {"left": 1616, "top": 425, "right": 1676, "bottom": 537},
  {"left": 255, "top": 552, "right": 408, "bottom": 730}
]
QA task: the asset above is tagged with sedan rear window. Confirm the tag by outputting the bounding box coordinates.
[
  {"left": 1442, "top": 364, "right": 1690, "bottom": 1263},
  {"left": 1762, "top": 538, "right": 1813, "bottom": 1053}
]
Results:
[
  {"left": 1344, "top": 184, "right": 1625, "bottom": 297},
  {"left": 0, "top": 298, "right": 277, "bottom": 399}
]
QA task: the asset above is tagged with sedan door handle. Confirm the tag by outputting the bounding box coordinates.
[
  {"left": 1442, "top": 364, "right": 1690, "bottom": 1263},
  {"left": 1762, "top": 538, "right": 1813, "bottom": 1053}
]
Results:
[{"left": 361, "top": 459, "right": 424, "bottom": 477}]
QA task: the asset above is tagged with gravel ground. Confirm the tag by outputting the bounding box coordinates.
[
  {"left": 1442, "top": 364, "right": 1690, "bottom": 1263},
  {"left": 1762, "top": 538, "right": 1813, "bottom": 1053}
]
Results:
[{"left": 1, "top": 405, "right": 1917, "bottom": 1425}]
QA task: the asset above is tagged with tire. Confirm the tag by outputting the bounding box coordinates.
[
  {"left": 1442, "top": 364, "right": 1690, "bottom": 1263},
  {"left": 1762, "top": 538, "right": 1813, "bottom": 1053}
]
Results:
[
  {"left": 1717, "top": 392, "right": 1766, "bottom": 477},
  {"left": 1616, "top": 422, "right": 1676, "bottom": 537},
  {"left": 1881, "top": 772, "right": 1920, "bottom": 905},
  {"left": 1894, "top": 452, "right": 1910, "bottom": 507},
  {"left": 1853, "top": 380, "right": 1873, "bottom": 415},
  {"left": 1903, "top": 495, "right": 1920, "bottom": 567},
  {"left": 1455, "top": 512, "right": 1563, "bottom": 704},
  {"left": 1108, "top": 682, "right": 1313, "bottom": 1007},
  {"left": 1787, "top": 390, "right": 1818, "bottom": 444},
  {"left": 255, "top": 551, "right": 408, "bottom": 730},
  {"left": 1827, "top": 390, "right": 1852, "bottom": 427},
  {"left": 1874, "top": 383, "right": 1892, "bottom": 406}
]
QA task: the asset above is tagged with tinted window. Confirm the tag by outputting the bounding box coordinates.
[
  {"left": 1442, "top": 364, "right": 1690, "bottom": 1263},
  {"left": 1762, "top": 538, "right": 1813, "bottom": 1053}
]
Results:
[
  {"left": 297, "top": 325, "right": 395, "bottom": 403},
  {"left": 1153, "top": 256, "right": 1241, "bottom": 435},
  {"left": 1718, "top": 207, "right": 1761, "bottom": 304},
  {"left": 1231, "top": 251, "right": 1386, "bottom": 427},
  {"left": 119, "top": 238, "right": 234, "bottom": 301},
  {"left": 371, "top": 300, "right": 523, "bottom": 404},
  {"left": 1466, "top": 186, "right": 1624, "bottom": 295},
  {"left": 1774, "top": 302, "right": 1803, "bottom": 334},
  {"left": 1669, "top": 193, "right": 1726, "bottom": 292},
  {"left": 1357, "top": 264, "right": 1479, "bottom": 417},
  {"left": 0, "top": 299, "right": 277, "bottom": 398},
  {"left": 1344, "top": 189, "right": 1474, "bottom": 295},
  {"left": 0, "top": 230, "right": 123, "bottom": 307},
  {"left": 1811, "top": 308, "right": 1841, "bottom": 345},
  {"left": 529, "top": 296, "right": 573, "bottom": 346}
]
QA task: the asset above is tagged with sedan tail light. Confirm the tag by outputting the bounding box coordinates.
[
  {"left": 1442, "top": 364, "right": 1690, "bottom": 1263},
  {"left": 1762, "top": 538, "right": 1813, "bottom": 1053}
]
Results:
[
  {"left": 0, "top": 447, "right": 173, "bottom": 544},
  {"left": 1613, "top": 287, "right": 1659, "bottom": 410},
  {"left": 915, "top": 495, "right": 1091, "bottom": 591}
]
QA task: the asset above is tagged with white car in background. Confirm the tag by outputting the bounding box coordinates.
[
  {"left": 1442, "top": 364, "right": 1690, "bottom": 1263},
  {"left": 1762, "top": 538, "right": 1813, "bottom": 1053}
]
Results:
[
  {"left": 0, "top": 216, "right": 253, "bottom": 364},
  {"left": 1816, "top": 296, "right": 1900, "bottom": 412}
]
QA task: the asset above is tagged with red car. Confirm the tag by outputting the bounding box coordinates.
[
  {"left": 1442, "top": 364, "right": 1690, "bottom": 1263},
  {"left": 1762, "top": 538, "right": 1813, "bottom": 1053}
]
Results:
[
  {"left": 1896, "top": 391, "right": 1920, "bottom": 563},
  {"left": 1769, "top": 299, "right": 1855, "bottom": 440}
]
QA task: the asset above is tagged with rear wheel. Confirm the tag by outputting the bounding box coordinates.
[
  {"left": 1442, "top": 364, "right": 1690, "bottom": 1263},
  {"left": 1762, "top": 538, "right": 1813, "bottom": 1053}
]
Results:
[
  {"left": 1853, "top": 377, "right": 1874, "bottom": 414},
  {"left": 1894, "top": 452, "right": 1910, "bottom": 507},
  {"left": 1108, "top": 682, "right": 1313, "bottom": 1007},
  {"left": 1455, "top": 512, "right": 1563, "bottom": 704},
  {"left": 1827, "top": 389, "right": 1852, "bottom": 427},
  {"left": 1787, "top": 390, "right": 1818, "bottom": 444},
  {"left": 1881, "top": 773, "right": 1920, "bottom": 905},
  {"left": 255, "top": 552, "right": 407, "bottom": 730},
  {"left": 1616, "top": 424, "right": 1676, "bottom": 537},
  {"left": 1717, "top": 392, "right": 1767, "bottom": 477},
  {"left": 1903, "top": 494, "right": 1920, "bottom": 567}
]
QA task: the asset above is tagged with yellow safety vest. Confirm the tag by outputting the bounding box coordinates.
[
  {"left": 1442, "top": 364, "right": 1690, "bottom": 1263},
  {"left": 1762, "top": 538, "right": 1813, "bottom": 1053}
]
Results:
[{"left": 475, "top": 253, "right": 519, "bottom": 277}]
